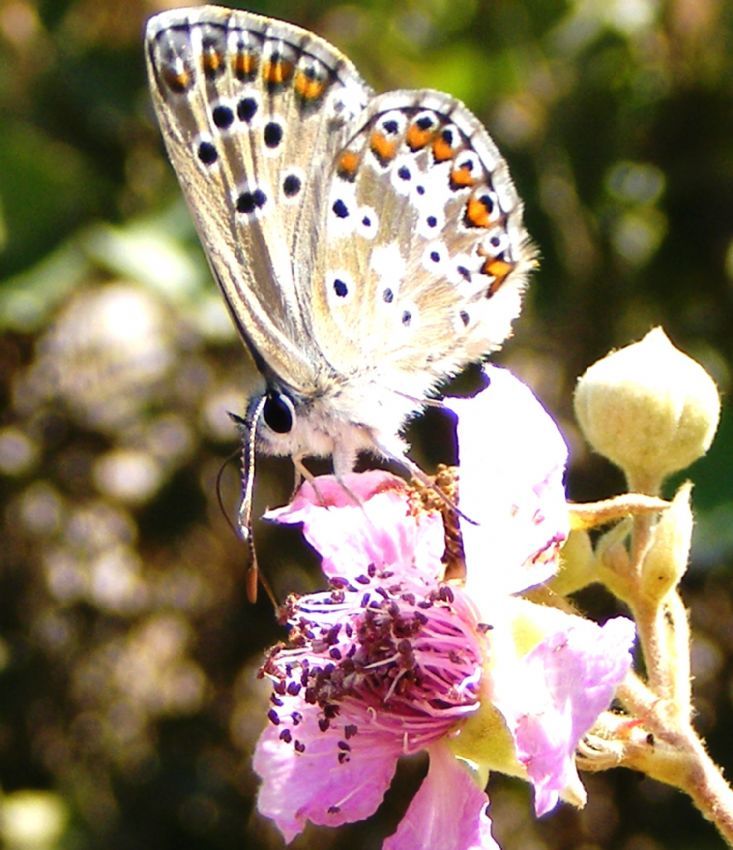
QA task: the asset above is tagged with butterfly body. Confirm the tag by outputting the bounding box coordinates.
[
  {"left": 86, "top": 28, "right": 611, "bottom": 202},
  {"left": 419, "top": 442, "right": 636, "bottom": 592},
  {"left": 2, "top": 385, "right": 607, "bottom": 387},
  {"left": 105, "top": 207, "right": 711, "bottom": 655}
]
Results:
[
  {"left": 145, "top": 6, "right": 535, "bottom": 540},
  {"left": 249, "top": 375, "right": 415, "bottom": 474}
]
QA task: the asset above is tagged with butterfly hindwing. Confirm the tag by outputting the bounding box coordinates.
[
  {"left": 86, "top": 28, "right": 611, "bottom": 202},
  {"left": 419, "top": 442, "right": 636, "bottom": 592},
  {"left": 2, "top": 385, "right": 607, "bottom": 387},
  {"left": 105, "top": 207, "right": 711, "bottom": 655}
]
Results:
[{"left": 311, "top": 90, "right": 535, "bottom": 403}]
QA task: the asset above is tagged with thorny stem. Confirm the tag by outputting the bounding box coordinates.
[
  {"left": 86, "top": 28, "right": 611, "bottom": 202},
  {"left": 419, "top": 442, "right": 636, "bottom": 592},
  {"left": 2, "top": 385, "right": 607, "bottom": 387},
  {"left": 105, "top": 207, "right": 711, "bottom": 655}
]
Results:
[
  {"left": 667, "top": 592, "right": 692, "bottom": 717},
  {"left": 576, "top": 493, "right": 733, "bottom": 846},
  {"left": 583, "top": 679, "right": 733, "bottom": 847},
  {"left": 681, "top": 729, "right": 733, "bottom": 846}
]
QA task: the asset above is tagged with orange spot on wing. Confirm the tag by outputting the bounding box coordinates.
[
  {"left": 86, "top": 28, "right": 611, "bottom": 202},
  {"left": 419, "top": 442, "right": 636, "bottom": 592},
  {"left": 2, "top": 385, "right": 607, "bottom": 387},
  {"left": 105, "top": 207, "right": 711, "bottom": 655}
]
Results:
[
  {"left": 482, "top": 258, "right": 515, "bottom": 294},
  {"left": 202, "top": 49, "right": 223, "bottom": 76},
  {"left": 263, "top": 56, "right": 294, "bottom": 86},
  {"left": 337, "top": 150, "right": 360, "bottom": 180},
  {"left": 294, "top": 70, "right": 327, "bottom": 101},
  {"left": 162, "top": 66, "right": 192, "bottom": 93},
  {"left": 450, "top": 166, "right": 476, "bottom": 188},
  {"left": 465, "top": 196, "right": 496, "bottom": 228},
  {"left": 233, "top": 50, "right": 258, "bottom": 80},
  {"left": 370, "top": 131, "right": 398, "bottom": 164},
  {"left": 406, "top": 123, "right": 434, "bottom": 150},
  {"left": 432, "top": 133, "right": 456, "bottom": 162}
]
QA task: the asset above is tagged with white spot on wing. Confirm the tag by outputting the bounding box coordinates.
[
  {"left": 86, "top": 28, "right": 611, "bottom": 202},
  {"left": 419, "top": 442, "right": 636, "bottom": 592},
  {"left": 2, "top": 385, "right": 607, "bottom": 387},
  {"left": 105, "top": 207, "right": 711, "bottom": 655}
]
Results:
[
  {"left": 416, "top": 208, "right": 445, "bottom": 240},
  {"left": 356, "top": 206, "right": 378, "bottom": 240},
  {"left": 421, "top": 241, "right": 450, "bottom": 276},
  {"left": 327, "top": 182, "right": 358, "bottom": 236},
  {"left": 370, "top": 242, "right": 406, "bottom": 292},
  {"left": 482, "top": 228, "right": 511, "bottom": 257},
  {"left": 390, "top": 154, "right": 416, "bottom": 196},
  {"left": 326, "top": 270, "right": 355, "bottom": 306}
]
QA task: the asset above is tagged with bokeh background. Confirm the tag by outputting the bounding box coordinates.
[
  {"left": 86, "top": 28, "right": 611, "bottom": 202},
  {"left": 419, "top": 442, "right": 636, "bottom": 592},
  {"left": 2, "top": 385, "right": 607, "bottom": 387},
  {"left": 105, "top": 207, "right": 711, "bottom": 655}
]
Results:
[{"left": 1, "top": 0, "right": 732, "bottom": 848}]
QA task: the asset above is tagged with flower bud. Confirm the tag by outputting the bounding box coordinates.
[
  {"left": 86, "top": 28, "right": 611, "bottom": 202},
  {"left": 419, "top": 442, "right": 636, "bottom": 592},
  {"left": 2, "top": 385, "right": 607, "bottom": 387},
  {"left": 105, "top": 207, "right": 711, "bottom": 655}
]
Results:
[
  {"left": 552, "top": 528, "right": 595, "bottom": 595},
  {"left": 574, "top": 328, "right": 720, "bottom": 493},
  {"left": 640, "top": 482, "right": 693, "bottom": 603}
]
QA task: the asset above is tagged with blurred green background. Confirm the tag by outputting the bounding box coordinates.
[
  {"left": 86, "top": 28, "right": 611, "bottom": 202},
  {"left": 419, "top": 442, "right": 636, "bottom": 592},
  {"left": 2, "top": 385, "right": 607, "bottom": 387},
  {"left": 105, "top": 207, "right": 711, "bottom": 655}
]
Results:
[{"left": 1, "top": 0, "right": 732, "bottom": 848}]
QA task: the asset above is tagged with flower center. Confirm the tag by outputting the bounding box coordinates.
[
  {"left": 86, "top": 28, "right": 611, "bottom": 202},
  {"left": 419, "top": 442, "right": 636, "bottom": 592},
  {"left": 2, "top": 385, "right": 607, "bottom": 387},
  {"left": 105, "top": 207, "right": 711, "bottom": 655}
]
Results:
[{"left": 262, "top": 563, "right": 484, "bottom": 756}]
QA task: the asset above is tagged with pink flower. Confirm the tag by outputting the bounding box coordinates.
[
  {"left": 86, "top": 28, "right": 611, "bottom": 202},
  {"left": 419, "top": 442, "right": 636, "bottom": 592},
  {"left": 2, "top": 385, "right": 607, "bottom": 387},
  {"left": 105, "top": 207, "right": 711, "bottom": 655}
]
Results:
[
  {"left": 446, "top": 365, "right": 570, "bottom": 596},
  {"left": 256, "top": 472, "right": 489, "bottom": 845},
  {"left": 253, "top": 368, "right": 635, "bottom": 849},
  {"left": 492, "top": 615, "right": 637, "bottom": 816}
]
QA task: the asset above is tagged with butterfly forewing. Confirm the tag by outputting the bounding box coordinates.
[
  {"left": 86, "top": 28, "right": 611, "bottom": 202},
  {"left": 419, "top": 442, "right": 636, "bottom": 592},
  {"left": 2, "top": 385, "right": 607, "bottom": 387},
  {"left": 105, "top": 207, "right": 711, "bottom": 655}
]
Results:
[{"left": 145, "top": 6, "right": 370, "bottom": 391}]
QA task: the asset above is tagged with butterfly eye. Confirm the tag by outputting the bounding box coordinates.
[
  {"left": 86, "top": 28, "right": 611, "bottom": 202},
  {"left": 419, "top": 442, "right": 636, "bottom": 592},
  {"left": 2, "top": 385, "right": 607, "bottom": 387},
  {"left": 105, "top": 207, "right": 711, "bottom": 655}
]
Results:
[{"left": 263, "top": 390, "right": 295, "bottom": 434}]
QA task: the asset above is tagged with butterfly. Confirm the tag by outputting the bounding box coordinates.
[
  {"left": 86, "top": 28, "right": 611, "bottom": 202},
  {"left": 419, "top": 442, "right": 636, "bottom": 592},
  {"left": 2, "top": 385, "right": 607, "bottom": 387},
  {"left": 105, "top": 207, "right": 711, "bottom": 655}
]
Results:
[{"left": 145, "top": 5, "right": 535, "bottom": 599}]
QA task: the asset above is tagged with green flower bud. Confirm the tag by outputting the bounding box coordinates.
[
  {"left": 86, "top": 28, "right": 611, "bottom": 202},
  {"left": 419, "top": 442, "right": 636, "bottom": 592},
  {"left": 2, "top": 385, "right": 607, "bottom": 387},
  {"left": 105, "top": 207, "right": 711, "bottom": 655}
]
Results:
[{"left": 574, "top": 328, "right": 720, "bottom": 493}]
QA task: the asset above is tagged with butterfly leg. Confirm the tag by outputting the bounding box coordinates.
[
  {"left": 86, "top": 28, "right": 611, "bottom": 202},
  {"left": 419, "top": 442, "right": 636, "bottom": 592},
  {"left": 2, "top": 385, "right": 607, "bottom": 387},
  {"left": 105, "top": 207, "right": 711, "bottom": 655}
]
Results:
[
  {"left": 290, "top": 454, "right": 305, "bottom": 500},
  {"left": 291, "top": 452, "right": 363, "bottom": 510},
  {"left": 375, "top": 438, "right": 479, "bottom": 526},
  {"left": 292, "top": 454, "right": 330, "bottom": 506},
  {"left": 332, "top": 474, "right": 364, "bottom": 509}
]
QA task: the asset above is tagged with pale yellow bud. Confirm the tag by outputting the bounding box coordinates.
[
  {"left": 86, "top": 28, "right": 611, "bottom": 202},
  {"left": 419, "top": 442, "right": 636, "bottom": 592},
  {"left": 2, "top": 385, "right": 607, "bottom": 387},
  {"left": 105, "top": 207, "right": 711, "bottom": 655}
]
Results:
[
  {"left": 640, "top": 482, "right": 693, "bottom": 603},
  {"left": 574, "top": 328, "right": 720, "bottom": 493},
  {"left": 552, "top": 529, "right": 595, "bottom": 595}
]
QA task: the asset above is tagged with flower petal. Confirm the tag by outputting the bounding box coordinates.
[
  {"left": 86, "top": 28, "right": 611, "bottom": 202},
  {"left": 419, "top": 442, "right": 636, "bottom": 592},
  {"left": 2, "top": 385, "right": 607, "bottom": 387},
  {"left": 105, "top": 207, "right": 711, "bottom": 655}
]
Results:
[
  {"left": 493, "top": 615, "right": 635, "bottom": 816},
  {"left": 264, "top": 470, "right": 444, "bottom": 582},
  {"left": 384, "top": 741, "right": 499, "bottom": 850},
  {"left": 446, "top": 366, "right": 569, "bottom": 596},
  {"left": 254, "top": 705, "right": 403, "bottom": 843}
]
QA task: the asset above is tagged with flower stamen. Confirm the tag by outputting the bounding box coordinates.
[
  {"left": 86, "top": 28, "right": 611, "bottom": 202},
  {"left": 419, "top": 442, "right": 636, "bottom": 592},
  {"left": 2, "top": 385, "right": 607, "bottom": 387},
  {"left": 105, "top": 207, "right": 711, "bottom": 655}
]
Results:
[{"left": 261, "top": 563, "right": 483, "bottom": 758}]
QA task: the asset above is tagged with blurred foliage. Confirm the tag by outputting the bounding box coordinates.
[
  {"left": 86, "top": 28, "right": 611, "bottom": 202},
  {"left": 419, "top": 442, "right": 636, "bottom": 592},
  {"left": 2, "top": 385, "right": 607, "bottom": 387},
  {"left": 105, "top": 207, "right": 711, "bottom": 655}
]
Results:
[{"left": 0, "top": 0, "right": 732, "bottom": 848}]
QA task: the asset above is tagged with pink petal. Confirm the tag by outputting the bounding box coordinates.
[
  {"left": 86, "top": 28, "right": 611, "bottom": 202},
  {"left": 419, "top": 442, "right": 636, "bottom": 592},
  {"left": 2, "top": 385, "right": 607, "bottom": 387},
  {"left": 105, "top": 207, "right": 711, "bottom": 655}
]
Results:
[
  {"left": 254, "top": 705, "right": 403, "bottom": 843},
  {"left": 264, "top": 470, "right": 445, "bottom": 582},
  {"left": 384, "top": 741, "right": 499, "bottom": 850},
  {"left": 495, "top": 616, "right": 635, "bottom": 816},
  {"left": 446, "top": 366, "right": 569, "bottom": 596}
]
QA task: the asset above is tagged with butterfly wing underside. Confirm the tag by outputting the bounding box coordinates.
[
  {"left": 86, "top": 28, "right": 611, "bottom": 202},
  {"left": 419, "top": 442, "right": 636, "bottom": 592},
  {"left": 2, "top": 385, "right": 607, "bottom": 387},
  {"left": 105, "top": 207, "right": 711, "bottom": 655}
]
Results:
[
  {"left": 307, "top": 91, "right": 535, "bottom": 404},
  {"left": 145, "top": 5, "right": 371, "bottom": 392}
]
